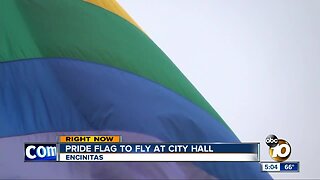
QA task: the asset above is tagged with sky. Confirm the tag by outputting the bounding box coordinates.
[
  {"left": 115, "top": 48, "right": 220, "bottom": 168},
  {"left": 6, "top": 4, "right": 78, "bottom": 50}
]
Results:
[{"left": 118, "top": 0, "right": 320, "bottom": 179}]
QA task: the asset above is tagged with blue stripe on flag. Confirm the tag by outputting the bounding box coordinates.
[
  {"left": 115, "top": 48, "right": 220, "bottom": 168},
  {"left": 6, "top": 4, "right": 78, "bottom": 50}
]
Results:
[{"left": 0, "top": 58, "right": 271, "bottom": 179}]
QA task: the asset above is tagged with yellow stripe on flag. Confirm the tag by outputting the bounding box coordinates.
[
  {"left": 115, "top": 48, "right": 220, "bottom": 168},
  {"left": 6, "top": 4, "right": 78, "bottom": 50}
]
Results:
[{"left": 85, "top": 0, "right": 143, "bottom": 31}]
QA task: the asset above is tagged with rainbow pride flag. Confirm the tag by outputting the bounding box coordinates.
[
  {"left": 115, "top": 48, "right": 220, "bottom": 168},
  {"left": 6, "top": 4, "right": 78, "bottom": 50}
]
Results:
[{"left": 0, "top": 0, "right": 271, "bottom": 179}]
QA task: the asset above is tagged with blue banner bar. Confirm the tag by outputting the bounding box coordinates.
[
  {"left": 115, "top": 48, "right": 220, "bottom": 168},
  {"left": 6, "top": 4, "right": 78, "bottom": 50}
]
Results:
[{"left": 59, "top": 143, "right": 259, "bottom": 153}]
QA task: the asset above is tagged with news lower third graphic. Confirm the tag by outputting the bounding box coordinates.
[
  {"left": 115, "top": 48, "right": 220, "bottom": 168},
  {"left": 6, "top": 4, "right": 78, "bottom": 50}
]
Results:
[
  {"left": 24, "top": 135, "right": 259, "bottom": 162},
  {"left": 260, "top": 134, "right": 300, "bottom": 173},
  {"left": 24, "top": 134, "right": 300, "bottom": 174}
]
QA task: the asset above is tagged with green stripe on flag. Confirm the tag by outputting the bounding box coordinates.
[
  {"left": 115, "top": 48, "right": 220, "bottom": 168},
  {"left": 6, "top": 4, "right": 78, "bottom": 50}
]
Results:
[{"left": 0, "top": 0, "right": 228, "bottom": 128}]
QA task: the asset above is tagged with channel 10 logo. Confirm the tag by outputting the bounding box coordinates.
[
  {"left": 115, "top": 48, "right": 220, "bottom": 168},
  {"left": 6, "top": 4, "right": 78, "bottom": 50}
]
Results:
[
  {"left": 25, "top": 143, "right": 57, "bottom": 161},
  {"left": 265, "top": 134, "right": 291, "bottom": 162}
]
